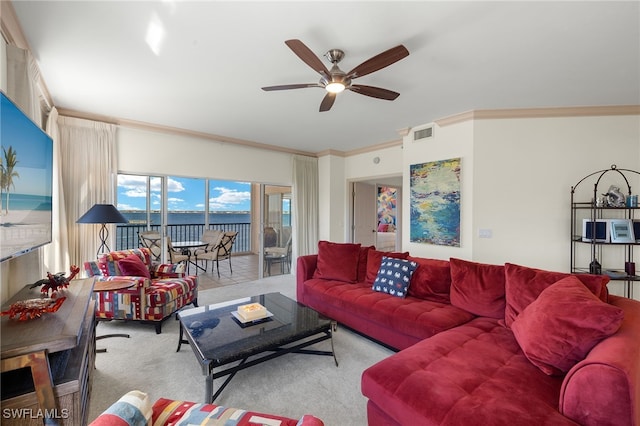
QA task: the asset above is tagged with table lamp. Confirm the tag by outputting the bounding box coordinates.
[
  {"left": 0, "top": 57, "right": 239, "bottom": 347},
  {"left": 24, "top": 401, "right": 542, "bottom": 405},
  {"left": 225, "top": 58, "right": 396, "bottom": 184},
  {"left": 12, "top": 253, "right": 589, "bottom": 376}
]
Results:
[{"left": 77, "top": 203, "right": 128, "bottom": 257}]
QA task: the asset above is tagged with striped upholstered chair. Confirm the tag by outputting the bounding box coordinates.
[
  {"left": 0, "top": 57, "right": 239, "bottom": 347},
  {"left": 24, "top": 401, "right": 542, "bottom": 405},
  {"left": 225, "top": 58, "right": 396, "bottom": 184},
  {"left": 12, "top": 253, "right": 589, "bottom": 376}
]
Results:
[{"left": 83, "top": 247, "right": 198, "bottom": 334}]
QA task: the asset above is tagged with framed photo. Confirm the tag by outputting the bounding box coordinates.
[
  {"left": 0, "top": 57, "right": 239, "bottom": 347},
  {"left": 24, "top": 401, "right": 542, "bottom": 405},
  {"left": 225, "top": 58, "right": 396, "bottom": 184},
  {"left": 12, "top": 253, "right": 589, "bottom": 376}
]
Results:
[
  {"left": 609, "top": 219, "right": 636, "bottom": 243},
  {"left": 582, "top": 218, "right": 609, "bottom": 242}
]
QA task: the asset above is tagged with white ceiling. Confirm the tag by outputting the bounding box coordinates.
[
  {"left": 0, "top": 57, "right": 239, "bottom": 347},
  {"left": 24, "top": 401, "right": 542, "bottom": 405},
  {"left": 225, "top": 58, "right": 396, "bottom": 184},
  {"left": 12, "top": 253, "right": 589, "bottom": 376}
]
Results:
[{"left": 10, "top": 1, "right": 640, "bottom": 155}]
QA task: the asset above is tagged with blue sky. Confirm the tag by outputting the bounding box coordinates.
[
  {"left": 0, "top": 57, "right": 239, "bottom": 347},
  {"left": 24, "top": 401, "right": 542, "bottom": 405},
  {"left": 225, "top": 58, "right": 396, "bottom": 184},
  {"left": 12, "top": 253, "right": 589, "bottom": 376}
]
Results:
[{"left": 117, "top": 175, "right": 251, "bottom": 212}]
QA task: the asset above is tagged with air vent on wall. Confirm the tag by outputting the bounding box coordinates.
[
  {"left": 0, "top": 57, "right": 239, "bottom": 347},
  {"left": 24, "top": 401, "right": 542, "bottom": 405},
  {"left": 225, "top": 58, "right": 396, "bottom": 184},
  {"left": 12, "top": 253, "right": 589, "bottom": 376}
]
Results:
[{"left": 413, "top": 124, "right": 434, "bottom": 142}]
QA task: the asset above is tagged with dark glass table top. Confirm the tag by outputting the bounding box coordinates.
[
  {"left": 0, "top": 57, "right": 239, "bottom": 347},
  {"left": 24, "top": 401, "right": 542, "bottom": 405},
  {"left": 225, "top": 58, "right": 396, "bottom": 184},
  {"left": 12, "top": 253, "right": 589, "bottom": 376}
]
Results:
[{"left": 178, "top": 292, "right": 331, "bottom": 367}]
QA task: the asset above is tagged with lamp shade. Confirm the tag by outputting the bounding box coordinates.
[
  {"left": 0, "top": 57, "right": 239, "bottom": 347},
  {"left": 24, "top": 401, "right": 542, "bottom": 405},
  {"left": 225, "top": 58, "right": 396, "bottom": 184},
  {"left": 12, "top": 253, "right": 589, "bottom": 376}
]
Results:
[{"left": 77, "top": 204, "right": 128, "bottom": 224}]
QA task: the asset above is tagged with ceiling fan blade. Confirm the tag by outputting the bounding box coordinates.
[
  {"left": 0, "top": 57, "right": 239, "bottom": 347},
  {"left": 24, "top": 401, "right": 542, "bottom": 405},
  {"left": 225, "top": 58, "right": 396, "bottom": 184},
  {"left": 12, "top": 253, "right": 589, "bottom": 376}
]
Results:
[
  {"left": 319, "top": 92, "right": 336, "bottom": 112},
  {"left": 285, "top": 39, "right": 330, "bottom": 77},
  {"left": 262, "top": 83, "right": 321, "bottom": 91},
  {"left": 349, "top": 84, "right": 400, "bottom": 100},
  {"left": 347, "top": 45, "right": 409, "bottom": 79}
]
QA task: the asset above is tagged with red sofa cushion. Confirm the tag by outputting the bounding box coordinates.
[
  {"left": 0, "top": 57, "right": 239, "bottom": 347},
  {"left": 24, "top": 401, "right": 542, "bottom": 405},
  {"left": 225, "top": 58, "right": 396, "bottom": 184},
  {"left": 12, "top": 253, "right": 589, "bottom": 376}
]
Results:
[
  {"left": 357, "top": 245, "right": 375, "bottom": 282},
  {"left": 303, "top": 278, "right": 474, "bottom": 345},
  {"left": 118, "top": 253, "right": 151, "bottom": 279},
  {"left": 511, "top": 275, "right": 624, "bottom": 376},
  {"left": 361, "top": 317, "right": 577, "bottom": 426},
  {"left": 407, "top": 256, "right": 451, "bottom": 303},
  {"left": 449, "top": 258, "right": 505, "bottom": 318},
  {"left": 365, "top": 249, "right": 409, "bottom": 285},
  {"left": 312, "top": 241, "right": 361, "bottom": 283},
  {"left": 504, "top": 263, "right": 610, "bottom": 328}
]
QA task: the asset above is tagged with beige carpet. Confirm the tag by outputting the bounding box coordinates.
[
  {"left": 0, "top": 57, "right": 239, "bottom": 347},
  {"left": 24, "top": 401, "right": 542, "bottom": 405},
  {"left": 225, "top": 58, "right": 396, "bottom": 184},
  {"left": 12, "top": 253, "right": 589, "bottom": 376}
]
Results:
[{"left": 89, "top": 275, "right": 394, "bottom": 425}]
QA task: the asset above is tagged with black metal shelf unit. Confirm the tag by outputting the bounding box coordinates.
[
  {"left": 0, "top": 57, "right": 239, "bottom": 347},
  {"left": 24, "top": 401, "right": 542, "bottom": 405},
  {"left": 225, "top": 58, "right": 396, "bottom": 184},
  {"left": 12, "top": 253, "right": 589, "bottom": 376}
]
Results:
[{"left": 570, "top": 165, "right": 640, "bottom": 299}]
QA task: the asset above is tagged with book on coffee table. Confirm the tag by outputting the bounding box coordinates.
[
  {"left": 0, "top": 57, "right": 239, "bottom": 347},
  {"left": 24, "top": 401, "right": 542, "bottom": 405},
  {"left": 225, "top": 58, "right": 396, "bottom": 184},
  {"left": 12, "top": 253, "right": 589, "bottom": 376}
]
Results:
[{"left": 237, "top": 303, "right": 268, "bottom": 320}]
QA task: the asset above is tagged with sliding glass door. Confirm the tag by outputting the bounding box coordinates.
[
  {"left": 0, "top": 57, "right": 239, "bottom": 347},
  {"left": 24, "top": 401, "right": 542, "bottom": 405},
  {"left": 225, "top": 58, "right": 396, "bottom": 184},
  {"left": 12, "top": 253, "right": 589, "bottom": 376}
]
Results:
[{"left": 262, "top": 185, "right": 292, "bottom": 277}]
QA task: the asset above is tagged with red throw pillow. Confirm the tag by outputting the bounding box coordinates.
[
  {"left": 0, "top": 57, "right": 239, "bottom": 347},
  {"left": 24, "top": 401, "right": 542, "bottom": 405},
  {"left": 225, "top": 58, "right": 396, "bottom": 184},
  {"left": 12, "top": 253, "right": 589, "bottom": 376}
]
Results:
[
  {"left": 357, "top": 245, "right": 375, "bottom": 282},
  {"left": 312, "top": 241, "right": 361, "bottom": 283},
  {"left": 449, "top": 258, "right": 506, "bottom": 318},
  {"left": 118, "top": 253, "right": 151, "bottom": 279},
  {"left": 504, "top": 263, "right": 609, "bottom": 328},
  {"left": 407, "top": 256, "right": 451, "bottom": 303},
  {"left": 511, "top": 275, "right": 624, "bottom": 375},
  {"left": 365, "top": 249, "right": 409, "bottom": 285}
]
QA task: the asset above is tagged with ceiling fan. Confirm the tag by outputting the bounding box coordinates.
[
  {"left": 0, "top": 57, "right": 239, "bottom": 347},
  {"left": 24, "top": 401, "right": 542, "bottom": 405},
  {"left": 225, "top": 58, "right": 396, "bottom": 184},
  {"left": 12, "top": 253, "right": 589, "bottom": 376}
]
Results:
[{"left": 261, "top": 39, "right": 410, "bottom": 112}]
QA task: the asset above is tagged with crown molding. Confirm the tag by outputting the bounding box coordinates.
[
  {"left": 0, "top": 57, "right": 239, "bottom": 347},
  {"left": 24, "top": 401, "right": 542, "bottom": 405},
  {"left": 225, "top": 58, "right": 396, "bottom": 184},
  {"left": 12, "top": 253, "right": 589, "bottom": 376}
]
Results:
[
  {"left": 56, "top": 108, "right": 317, "bottom": 157},
  {"left": 435, "top": 105, "right": 640, "bottom": 127},
  {"left": 316, "top": 139, "right": 403, "bottom": 158}
]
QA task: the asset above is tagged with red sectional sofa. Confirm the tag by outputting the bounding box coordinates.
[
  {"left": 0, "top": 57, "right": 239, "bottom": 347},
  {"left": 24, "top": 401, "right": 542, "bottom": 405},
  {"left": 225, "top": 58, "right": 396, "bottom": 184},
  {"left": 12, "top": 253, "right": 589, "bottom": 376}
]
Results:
[{"left": 296, "top": 241, "right": 640, "bottom": 426}]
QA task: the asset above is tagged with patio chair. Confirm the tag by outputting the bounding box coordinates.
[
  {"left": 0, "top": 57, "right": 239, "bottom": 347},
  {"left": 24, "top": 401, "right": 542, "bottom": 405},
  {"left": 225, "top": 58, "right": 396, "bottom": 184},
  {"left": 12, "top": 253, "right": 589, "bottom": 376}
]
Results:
[
  {"left": 195, "top": 231, "right": 237, "bottom": 277},
  {"left": 167, "top": 236, "right": 190, "bottom": 266},
  {"left": 264, "top": 236, "right": 292, "bottom": 275},
  {"left": 201, "top": 229, "right": 224, "bottom": 248},
  {"left": 139, "top": 230, "right": 162, "bottom": 262}
]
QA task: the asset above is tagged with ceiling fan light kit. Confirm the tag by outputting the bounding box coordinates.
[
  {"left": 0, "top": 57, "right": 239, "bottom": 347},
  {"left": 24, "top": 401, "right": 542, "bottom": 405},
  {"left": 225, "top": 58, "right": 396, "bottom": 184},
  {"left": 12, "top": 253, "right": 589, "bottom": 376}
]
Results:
[
  {"left": 325, "top": 82, "right": 346, "bottom": 94},
  {"left": 262, "top": 39, "right": 409, "bottom": 112}
]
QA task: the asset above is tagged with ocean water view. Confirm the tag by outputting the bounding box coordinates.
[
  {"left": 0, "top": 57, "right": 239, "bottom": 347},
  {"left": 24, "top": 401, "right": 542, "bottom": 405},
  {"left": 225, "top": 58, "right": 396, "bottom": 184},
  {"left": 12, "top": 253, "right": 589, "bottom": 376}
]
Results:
[
  {"left": 121, "top": 211, "right": 252, "bottom": 225},
  {"left": 1, "top": 193, "right": 52, "bottom": 211}
]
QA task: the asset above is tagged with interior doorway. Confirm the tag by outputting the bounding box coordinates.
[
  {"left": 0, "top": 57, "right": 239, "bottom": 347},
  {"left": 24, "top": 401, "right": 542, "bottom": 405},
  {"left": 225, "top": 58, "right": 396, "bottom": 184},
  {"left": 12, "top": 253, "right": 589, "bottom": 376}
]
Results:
[{"left": 351, "top": 177, "right": 402, "bottom": 251}]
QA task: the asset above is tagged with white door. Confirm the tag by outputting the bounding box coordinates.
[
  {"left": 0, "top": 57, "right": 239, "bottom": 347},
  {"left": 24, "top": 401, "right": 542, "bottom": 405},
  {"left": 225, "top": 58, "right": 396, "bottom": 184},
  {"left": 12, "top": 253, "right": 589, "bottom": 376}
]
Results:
[{"left": 352, "top": 182, "right": 377, "bottom": 246}]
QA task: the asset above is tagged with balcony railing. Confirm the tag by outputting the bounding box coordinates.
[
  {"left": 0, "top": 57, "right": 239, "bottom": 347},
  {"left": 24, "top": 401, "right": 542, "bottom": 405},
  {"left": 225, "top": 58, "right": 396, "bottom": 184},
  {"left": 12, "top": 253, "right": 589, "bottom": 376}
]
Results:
[{"left": 115, "top": 223, "right": 252, "bottom": 253}]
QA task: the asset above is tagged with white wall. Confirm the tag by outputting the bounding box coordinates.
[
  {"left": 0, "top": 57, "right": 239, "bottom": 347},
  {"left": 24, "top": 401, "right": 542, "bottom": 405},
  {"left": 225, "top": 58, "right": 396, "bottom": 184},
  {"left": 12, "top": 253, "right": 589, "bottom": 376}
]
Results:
[
  {"left": 402, "top": 121, "right": 475, "bottom": 261},
  {"left": 117, "top": 126, "right": 294, "bottom": 185},
  {"left": 325, "top": 111, "right": 640, "bottom": 300},
  {"left": 471, "top": 115, "right": 639, "bottom": 299},
  {"left": 472, "top": 115, "right": 640, "bottom": 271}
]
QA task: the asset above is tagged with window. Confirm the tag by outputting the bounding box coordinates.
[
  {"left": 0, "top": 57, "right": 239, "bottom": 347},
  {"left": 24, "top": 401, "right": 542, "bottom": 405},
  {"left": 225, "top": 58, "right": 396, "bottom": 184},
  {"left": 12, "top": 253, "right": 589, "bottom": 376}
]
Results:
[{"left": 116, "top": 174, "right": 252, "bottom": 253}]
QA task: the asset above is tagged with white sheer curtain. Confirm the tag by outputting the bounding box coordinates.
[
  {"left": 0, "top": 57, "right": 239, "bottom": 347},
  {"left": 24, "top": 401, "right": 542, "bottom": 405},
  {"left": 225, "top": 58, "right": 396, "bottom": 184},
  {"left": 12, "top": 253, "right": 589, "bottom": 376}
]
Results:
[
  {"left": 6, "top": 44, "right": 41, "bottom": 124},
  {"left": 43, "top": 107, "right": 70, "bottom": 273},
  {"left": 1, "top": 45, "right": 45, "bottom": 299},
  {"left": 292, "top": 155, "right": 319, "bottom": 258},
  {"left": 57, "top": 116, "right": 117, "bottom": 267}
]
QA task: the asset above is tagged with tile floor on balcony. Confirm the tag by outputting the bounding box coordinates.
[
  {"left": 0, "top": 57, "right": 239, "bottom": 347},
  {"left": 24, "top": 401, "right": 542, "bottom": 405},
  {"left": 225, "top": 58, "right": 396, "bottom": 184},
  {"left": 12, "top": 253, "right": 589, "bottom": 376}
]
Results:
[{"left": 192, "top": 253, "right": 292, "bottom": 291}]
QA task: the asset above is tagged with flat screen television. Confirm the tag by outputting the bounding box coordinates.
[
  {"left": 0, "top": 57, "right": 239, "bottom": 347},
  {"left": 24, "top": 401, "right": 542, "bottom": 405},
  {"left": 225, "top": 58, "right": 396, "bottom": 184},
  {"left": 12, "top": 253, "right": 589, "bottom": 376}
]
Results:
[{"left": 0, "top": 91, "right": 53, "bottom": 262}]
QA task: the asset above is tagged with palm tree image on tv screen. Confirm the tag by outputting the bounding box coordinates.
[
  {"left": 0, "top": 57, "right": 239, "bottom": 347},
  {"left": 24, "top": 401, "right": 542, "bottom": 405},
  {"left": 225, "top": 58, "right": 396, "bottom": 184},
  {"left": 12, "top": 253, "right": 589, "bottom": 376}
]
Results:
[{"left": 0, "top": 92, "right": 53, "bottom": 262}]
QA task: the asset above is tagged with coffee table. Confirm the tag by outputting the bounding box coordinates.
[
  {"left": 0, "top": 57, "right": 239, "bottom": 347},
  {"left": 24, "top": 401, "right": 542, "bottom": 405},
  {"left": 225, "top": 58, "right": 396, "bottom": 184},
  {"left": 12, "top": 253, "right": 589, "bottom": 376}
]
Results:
[{"left": 177, "top": 292, "right": 338, "bottom": 403}]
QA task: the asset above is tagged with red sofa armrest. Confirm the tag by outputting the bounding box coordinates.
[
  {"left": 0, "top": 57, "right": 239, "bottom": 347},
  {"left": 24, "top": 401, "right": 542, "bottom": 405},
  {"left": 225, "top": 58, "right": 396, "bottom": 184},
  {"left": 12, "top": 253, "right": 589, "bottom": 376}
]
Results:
[
  {"left": 559, "top": 295, "right": 640, "bottom": 426},
  {"left": 296, "top": 255, "right": 318, "bottom": 304}
]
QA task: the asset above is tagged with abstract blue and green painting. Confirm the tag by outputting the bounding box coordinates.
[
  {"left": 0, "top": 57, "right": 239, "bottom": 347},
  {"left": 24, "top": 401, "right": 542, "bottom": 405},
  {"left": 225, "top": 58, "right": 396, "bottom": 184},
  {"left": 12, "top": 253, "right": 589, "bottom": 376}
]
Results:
[{"left": 410, "top": 158, "right": 461, "bottom": 246}]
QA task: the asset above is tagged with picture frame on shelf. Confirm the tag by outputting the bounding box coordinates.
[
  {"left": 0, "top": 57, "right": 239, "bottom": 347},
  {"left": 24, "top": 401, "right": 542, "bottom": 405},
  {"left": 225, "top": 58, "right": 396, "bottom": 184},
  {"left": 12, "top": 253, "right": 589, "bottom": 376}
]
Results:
[
  {"left": 609, "top": 219, "right": 635, "bottom": 243},
  {"left": 582, "top": 219, "right": 609, "bottom": 242}
]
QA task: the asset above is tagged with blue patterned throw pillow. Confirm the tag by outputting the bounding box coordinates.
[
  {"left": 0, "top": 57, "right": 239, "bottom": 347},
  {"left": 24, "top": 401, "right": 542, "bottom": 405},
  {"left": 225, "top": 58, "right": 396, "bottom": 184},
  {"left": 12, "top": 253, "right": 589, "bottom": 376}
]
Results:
[{"left": 372, "top": 256, "right": 418, "bottom": 298}]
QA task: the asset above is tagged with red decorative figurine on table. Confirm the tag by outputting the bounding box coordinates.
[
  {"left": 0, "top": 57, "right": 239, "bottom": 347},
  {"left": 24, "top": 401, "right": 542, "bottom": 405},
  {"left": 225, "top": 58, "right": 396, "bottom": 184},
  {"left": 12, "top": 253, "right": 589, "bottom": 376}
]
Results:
[{"left": 0, "top": 265, "right": 80, "bottom": 320}]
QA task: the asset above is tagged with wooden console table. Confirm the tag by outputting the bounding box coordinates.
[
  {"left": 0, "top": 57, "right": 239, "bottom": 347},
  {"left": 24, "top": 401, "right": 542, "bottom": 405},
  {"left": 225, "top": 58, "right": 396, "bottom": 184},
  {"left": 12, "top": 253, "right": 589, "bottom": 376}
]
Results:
[{"left": 1, "top": 278, "right": 96, "bottom": 425}]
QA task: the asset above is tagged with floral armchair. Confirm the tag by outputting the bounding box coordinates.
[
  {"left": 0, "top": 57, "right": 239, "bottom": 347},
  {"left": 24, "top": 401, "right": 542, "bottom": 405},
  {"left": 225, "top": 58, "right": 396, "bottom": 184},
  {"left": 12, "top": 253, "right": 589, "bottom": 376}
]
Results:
[{"left": 83, "top": 247, "right": 198, "bottom": 334}]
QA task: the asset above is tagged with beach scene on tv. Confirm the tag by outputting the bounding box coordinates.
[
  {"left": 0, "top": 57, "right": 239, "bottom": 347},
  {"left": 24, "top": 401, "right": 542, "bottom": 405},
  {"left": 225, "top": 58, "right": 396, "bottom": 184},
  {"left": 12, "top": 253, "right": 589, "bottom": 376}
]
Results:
[{"left": 0, "top": 93, "right": 53, "bottom": 262}]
